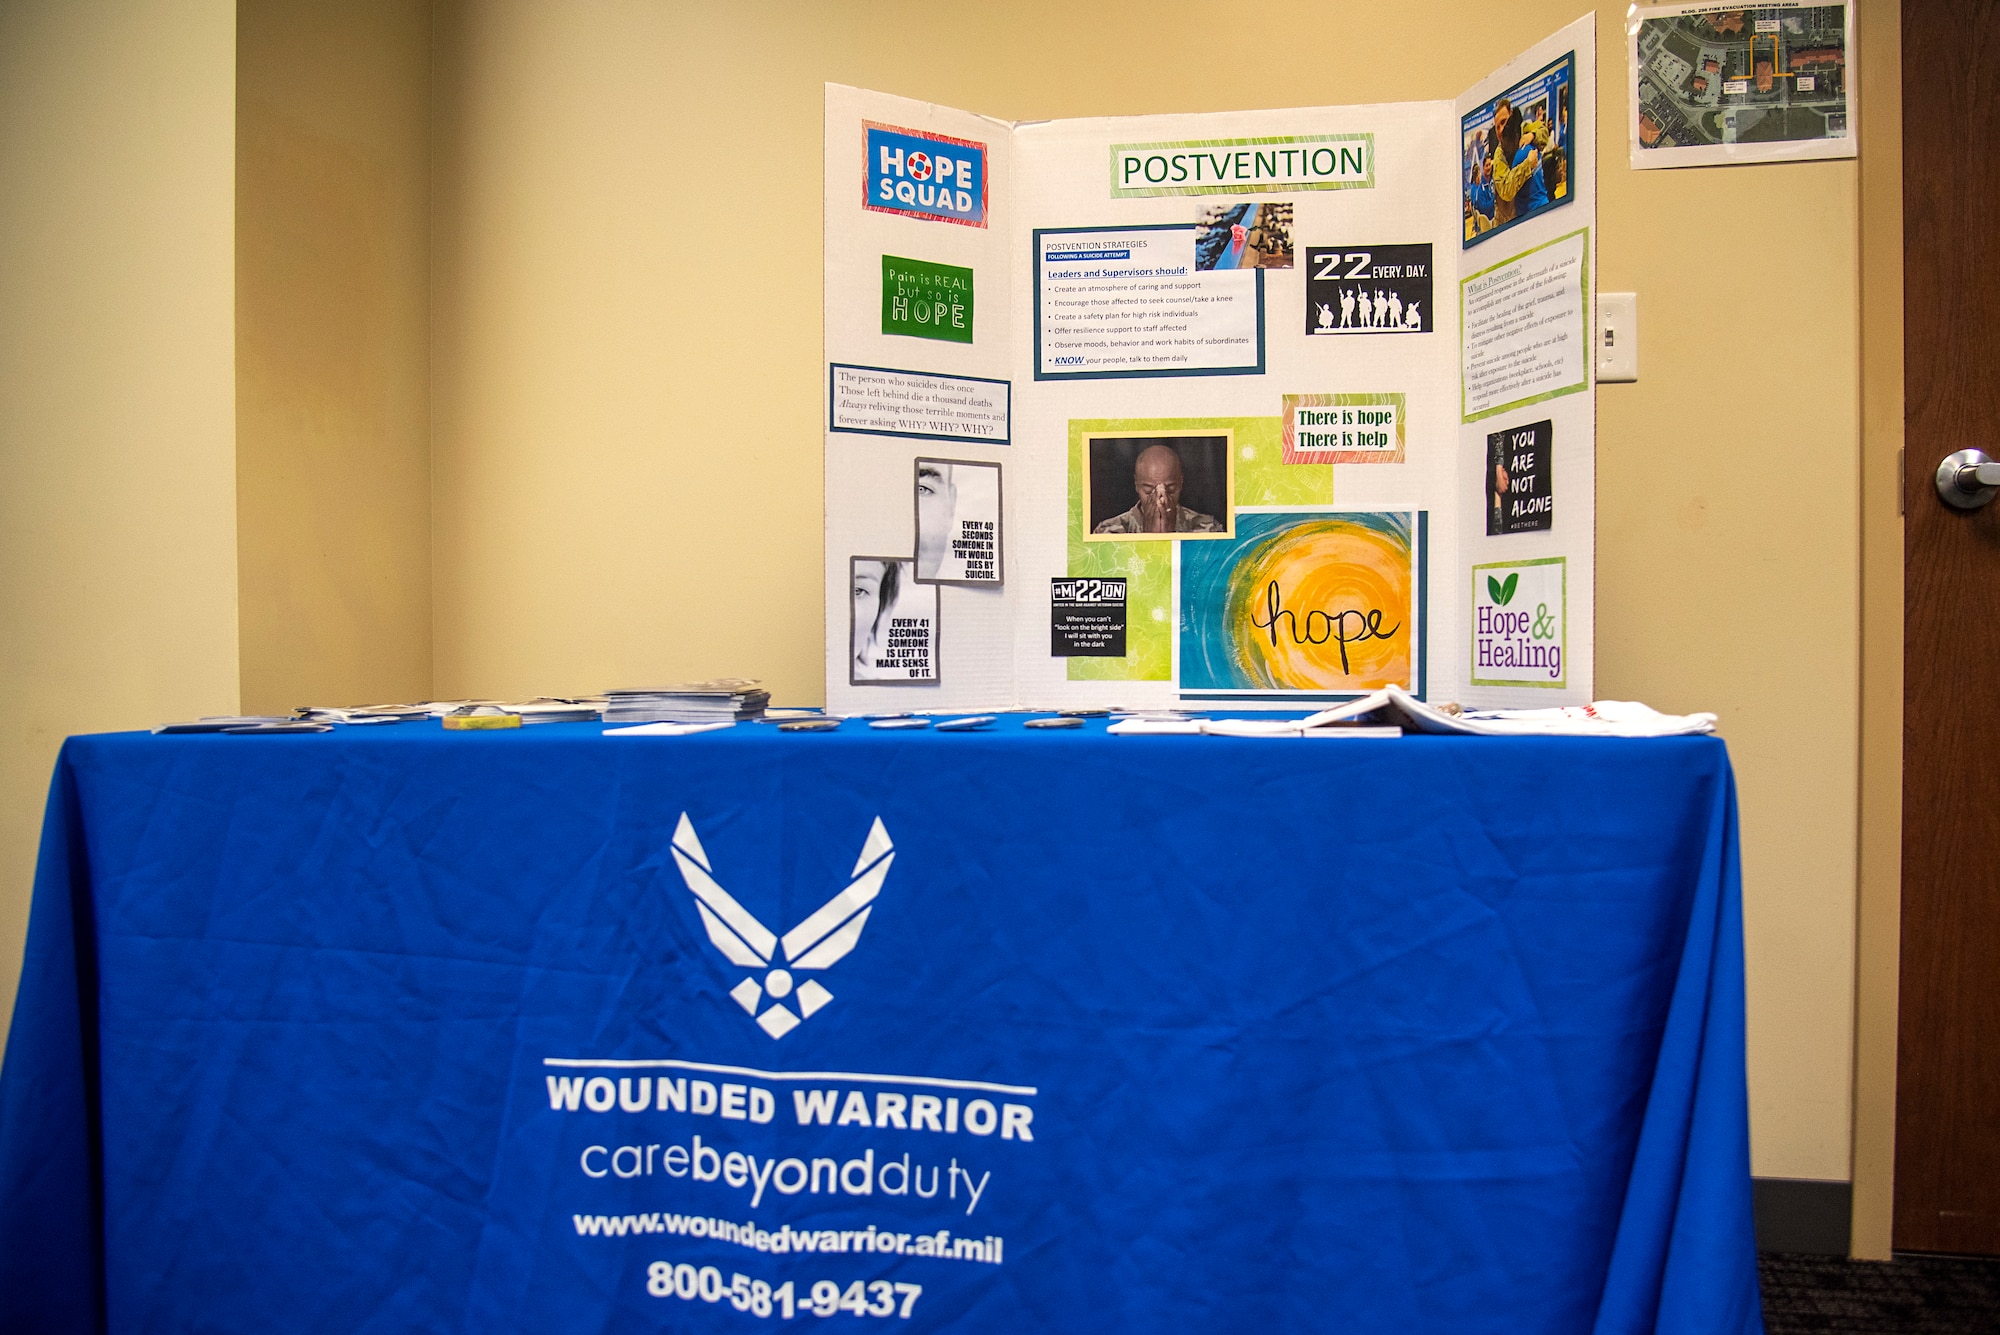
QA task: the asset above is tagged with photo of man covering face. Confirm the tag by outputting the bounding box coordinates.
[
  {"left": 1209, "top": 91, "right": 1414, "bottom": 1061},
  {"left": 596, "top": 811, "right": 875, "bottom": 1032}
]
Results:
[
  {"left": 914, "top": 458, "right": 1002, "bottom": 584},
  {"left": 1084, "top": 433, "right": 1233, "bottom": 541},
  {"left": 850, "top": 556, "right": 938, "bottom": 685}
]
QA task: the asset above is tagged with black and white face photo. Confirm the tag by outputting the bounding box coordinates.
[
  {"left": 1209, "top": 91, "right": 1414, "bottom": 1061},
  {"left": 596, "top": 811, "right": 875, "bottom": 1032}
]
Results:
[
  {"left": 849, "top": 556, "right": 938, "bottom": 684},
  {"left": 914, "top": 459, "right": 1002, "bottom": 584}
]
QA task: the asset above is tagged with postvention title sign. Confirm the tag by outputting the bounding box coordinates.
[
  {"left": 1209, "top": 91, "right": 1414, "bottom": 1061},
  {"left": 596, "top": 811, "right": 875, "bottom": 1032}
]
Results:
[
  {"left": 1109, "top": 135, "right": 1375, "bottom": 198},
  {"left": 866, "top": 122, "right": 988, "bottom": 227}
]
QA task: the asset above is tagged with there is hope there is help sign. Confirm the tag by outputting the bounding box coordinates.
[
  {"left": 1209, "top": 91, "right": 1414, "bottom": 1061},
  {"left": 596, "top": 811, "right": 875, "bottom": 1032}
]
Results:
[{"left": 1281, "top": 393, "right": 1406, "bottom": 464}]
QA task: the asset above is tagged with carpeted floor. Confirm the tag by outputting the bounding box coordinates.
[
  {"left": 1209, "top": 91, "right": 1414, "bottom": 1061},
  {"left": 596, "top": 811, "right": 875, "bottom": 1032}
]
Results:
[{"left": 1761, "top": 1253, "right": 2000, "bottom": 1333}]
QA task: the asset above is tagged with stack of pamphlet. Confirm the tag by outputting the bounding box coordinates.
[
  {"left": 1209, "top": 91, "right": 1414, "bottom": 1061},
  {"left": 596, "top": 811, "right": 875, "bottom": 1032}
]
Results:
[
  {"left": 506, "top": 699, "right": 604, "bottom": 725},
  {"left": 294, "top": 700, "right": 603, "bottom": 726},
  {"left": 154, "top": 715, "right": 318, "bottom": 734},
  {"left": 423, "top": 700, "right": 507, "bottom": 717},
  {"left": 299, "top": 704, "right": 432, "bottom": 725},
  {"left": 602, "top": 680, "right": 769, "bottom": 724},
  {"left": 410, "top": 699, "right": 604, "bottom": 723},
  {"left": 1303, "top": 685, "right": 1716, "bottom": 737}
]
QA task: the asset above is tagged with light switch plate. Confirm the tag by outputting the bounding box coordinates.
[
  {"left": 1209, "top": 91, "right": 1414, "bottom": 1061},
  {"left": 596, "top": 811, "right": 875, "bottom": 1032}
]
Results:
[{"left": 1598, "top": 292, "right": 1638, "bottom": 383}]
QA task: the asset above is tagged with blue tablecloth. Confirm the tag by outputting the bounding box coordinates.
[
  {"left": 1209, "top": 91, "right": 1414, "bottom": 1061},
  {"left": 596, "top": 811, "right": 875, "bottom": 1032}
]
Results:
[{"left": 0, "top": 719, "right": 1761, "bottom": 1333}]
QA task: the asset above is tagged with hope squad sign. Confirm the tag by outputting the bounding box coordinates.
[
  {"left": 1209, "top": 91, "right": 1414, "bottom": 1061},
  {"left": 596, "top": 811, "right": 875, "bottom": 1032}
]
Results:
[
  {"left": 865, "top": 123, "right": 988, "bottom": 228},
  {"left": 1471, "top": 557, "right": 1564, "bottom": 688}
]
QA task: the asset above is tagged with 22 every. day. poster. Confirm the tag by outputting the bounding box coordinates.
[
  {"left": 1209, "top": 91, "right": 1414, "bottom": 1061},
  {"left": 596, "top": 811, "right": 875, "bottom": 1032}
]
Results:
[{"left": 1179, "top": 511, "right": 1423, "bottom": 698}]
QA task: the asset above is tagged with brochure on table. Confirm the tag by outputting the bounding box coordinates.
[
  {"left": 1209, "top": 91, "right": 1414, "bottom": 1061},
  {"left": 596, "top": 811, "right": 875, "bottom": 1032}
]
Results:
[{"left": 825, "top": 15, "right": 1596, "bottom": 713}]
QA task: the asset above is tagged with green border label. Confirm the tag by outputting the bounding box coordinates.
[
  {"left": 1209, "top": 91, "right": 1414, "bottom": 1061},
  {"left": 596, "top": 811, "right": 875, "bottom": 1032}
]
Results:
[
  {"left": 1459, "top": 228, "right": 1591, "bottom": 423},
  {"left": 1470, "top": 556, "right": 1566, "bottom": 689},
  {"left": 1109, "top": 135, "right": 1375, "bottom": 198}
]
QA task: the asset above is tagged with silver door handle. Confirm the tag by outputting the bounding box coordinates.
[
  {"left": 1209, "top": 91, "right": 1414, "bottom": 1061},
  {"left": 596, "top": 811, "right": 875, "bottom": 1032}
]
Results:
[{"left": 1936, "top": 449, "right": 2000, "bottom": 509}]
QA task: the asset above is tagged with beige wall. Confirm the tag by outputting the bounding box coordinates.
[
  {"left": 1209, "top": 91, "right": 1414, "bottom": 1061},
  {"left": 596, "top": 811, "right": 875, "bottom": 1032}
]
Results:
[
  {"left": 1851, "top": 0, "right": 1904, "bottom": 1261},
  {"left": 0, "top": 0, "right": 1884, "bottom": 1193},
  {"left": 0, "top": 0, "right": 241, "bottom": 1048},
  {"left": 237, "top": 0, "right": 433, "bottom": 714},
  {"left": 428, "top": 0, "right": 1865, "bottom": 1181},
  {"left": 1592, "top": 20, "right": 1861, "bottom": 1184},
  {"left": 427, "top": 0, "right": 824, "bottom": 700}
]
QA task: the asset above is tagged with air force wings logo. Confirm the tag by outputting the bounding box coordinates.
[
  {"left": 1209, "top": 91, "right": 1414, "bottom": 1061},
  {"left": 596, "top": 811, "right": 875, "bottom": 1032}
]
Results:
[{"left": 670, "top": 813, "right": 893, "bottom": 1039}]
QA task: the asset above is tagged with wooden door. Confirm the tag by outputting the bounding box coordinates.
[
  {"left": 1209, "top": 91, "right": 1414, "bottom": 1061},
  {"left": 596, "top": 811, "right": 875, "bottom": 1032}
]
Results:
[{"left": 1894, "top": 0, "right": 2000, "bottom": 1257}]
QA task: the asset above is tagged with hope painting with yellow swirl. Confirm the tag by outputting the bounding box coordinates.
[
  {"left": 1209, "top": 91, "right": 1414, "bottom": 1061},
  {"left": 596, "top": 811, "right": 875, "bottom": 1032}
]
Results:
[{"left": 1180, "top": 510, "right": 1422, "bottom": 696}]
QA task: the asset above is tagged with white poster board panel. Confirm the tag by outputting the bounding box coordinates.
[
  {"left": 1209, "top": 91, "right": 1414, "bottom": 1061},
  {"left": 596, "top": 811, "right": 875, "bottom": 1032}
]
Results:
[
  {"left": 824, "top": 86, "right": 1016, "bottom": 714},
  {"left": 1007, "top": 100, "right": 1462, "bottom": 712},
  {"left": 1454, "top": 12, "right": 1597, "bottom": 708},
  {"left": 822, "top": 16, "right": 1598, "bottom": 713}
]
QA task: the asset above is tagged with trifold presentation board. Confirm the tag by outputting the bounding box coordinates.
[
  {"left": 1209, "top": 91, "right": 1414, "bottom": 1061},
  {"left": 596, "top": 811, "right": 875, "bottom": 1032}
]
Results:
[{"left": 825, "top": 15, "right": 1596, "bottom": 714}]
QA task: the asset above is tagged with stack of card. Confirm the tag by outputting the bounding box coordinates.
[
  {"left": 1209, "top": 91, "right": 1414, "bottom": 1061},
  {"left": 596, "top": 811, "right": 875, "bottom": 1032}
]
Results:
[{"left": 601, "top": 680, "right": 770, "bottom": 724}]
